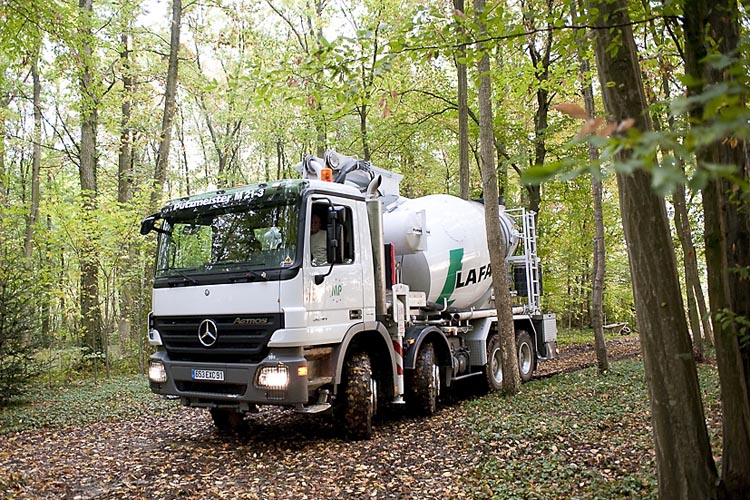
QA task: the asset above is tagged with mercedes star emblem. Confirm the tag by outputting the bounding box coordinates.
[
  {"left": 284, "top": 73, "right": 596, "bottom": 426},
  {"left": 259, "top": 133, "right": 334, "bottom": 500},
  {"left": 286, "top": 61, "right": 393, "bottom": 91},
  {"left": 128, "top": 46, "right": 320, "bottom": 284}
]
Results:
[{"left": 198, "top": 319, "right": 219, "bottom": 347}]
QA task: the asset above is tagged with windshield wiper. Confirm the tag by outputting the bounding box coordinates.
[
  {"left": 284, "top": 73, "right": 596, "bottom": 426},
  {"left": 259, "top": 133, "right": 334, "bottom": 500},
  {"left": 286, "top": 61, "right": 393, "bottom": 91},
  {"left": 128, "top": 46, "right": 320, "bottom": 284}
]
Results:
[{"left": 167, "top": 270, "right": 200, "bottom": 286}]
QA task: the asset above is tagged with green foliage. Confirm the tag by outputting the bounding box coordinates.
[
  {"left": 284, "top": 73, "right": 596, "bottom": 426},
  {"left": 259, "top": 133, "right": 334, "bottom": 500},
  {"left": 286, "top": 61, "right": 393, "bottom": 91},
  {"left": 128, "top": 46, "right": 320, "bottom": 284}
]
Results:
[
  {"left": 556, "top": 327, "right": 635, "bottom": 348},
  {"left": 466, "top": 360, "right": 721, "bottom": 499},
  {"left": 0, "top": 374, "right": 176, "bottom": 433},
  {"left": 538, "top": 174, "right": 634, "bottom": 328},
  {"left": 715, "top": 308, "right": 750, "bottom": 349},
  {"left": 0, "top": 208, "right": 41, "bottom": 407}
]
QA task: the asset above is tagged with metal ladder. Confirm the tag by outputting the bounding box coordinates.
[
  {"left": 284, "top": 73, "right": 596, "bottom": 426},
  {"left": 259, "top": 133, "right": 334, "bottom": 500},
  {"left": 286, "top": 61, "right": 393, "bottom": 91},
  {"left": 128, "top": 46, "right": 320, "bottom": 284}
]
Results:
[{"left": 521, "top": 210, "right": 542, "bottom": 314}]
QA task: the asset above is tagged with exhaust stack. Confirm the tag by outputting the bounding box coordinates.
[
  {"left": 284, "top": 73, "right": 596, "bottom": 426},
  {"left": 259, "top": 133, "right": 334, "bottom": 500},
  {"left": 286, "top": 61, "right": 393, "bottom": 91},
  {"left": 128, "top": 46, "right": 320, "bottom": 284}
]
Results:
[{"left": 366, "top": 176, "right": 387, "bottom": 317}]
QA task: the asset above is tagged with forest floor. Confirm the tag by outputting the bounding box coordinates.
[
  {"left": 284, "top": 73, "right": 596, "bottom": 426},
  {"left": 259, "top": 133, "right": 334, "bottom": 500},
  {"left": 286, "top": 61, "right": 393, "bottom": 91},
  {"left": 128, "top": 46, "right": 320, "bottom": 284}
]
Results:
[{"left": 0, "top": 333, "right": 722, "bottom": 499}]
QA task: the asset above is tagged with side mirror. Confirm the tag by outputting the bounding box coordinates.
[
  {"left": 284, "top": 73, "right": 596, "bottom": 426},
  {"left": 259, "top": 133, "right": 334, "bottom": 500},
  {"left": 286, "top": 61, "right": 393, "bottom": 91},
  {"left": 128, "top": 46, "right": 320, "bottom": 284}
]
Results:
[
  {"left": 140, "top": 213, "right": 163, "bottom": 235},
  {"left": 326, "top": 206, "right": 345, "bottom": 263}
]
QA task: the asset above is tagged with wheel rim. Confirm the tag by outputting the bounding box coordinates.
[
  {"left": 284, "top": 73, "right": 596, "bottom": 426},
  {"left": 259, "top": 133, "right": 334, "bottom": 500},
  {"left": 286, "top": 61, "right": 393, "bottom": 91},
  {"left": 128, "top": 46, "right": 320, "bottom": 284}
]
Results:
[
  {"left": 369, "top": 376, "right": 377, "bottom": 417},
  {"left": 432, "top": 362, "right": 441, "bottom": 398},
  {"left": 519, "top": 342, "right": 532, "bottom": 374},
  {"left": 491, "top": 347, "right": 503, "bottom": 384}
]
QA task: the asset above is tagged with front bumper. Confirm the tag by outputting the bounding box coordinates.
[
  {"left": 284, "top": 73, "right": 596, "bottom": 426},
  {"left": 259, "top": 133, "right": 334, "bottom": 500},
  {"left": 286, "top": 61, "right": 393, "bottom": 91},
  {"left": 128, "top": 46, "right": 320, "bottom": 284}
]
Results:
[{"left": 148, "top": 348, "right": 309, "bottom": 408}]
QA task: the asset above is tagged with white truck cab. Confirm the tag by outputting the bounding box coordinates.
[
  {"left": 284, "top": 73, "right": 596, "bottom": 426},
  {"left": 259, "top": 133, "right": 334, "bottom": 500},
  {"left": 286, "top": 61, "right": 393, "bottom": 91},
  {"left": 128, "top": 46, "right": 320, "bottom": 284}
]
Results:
[{"left": 142, "top": 152, "right": 556, "bottom": 439}]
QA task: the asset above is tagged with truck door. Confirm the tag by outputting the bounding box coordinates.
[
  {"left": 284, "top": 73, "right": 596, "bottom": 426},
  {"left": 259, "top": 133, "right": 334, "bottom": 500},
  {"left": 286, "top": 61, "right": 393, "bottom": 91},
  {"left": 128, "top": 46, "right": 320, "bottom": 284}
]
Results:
[{"left": 303, "top": 197, "right": 364, "bottom": 343}]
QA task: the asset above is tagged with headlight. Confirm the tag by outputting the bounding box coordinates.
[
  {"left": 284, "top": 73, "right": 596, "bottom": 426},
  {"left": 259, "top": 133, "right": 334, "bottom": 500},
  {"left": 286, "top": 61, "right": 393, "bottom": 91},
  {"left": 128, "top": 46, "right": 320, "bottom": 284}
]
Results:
[
  {"left": 256, "top": 365, "right": 289, "bottom": 390},
  {"left": 149, "top": 360, "right": 167, "bottom": 383}
]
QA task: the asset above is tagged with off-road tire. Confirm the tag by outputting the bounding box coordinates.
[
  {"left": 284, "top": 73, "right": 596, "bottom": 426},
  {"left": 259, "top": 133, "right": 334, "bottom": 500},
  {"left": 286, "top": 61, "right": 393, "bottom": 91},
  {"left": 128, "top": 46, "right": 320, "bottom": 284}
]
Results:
[
  {"left": 516, "top": 330, "right": 536, "bottom": 382},
  {"left": 481, "top": 331, "right": 503, "bottom": 392},
  {"left": 339, "top": 351, "right": 375, "bottom": 440},
  {"left": 210, "top": 408, "right": 246, "bottom": 433},
  {"left": 407, "top": 343, "right": 440, "bottom": 416}
]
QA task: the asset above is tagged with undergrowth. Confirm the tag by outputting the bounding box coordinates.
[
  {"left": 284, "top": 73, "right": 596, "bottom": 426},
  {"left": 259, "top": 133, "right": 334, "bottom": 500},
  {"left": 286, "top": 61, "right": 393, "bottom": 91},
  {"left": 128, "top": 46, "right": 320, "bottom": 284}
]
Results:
[
  {"left": 556, "top": 327, "right": 636, "bottom": 347},
  {"left": 465, "top": 359, "right": 721, "bottom": 499},
  {"left": 0, "top": 374, "right": 176, "bottom": 434}
]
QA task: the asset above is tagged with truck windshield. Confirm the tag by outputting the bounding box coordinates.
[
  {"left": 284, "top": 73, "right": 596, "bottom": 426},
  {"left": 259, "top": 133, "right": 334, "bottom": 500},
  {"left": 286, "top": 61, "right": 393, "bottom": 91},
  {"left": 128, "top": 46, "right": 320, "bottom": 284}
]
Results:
[{"left": 155, "top": 200, "right": 299, "bottom": 280}]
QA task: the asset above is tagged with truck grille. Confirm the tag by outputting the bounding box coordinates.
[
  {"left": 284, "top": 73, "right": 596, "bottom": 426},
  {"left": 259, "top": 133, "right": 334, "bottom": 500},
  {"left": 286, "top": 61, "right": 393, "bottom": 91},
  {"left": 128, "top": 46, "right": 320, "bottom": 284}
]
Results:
[{"left": 154, "top": 314, "right": 282, "bottom": 363}]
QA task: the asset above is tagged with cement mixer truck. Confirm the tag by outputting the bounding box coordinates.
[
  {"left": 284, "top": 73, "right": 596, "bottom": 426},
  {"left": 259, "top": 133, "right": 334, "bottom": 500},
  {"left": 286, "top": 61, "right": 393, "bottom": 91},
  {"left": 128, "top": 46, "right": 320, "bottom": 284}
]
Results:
[{"left": 141, "top": 151, "right": 557, "bottom": 439}]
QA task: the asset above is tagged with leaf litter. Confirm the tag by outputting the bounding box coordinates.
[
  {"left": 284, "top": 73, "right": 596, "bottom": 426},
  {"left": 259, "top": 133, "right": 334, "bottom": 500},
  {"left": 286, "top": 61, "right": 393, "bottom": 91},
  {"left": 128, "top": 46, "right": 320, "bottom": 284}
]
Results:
[{"left": 0, "top": 335, "right": 722, "bottom": 499}]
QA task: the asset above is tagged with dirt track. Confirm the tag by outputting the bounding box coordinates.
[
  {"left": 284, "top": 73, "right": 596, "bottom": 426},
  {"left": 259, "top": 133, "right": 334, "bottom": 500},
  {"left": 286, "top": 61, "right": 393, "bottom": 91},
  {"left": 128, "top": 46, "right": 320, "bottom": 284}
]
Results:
[{"left": 0, "top": 337, "right": 642, "bottom": 499}]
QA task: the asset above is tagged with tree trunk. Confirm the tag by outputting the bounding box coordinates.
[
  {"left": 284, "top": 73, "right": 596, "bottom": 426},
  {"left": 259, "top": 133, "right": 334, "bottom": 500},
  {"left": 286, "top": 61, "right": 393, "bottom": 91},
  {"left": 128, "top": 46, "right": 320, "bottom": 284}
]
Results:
[
  {"left": 177, "top": 106, "right": 191, "bottom": 195},
  {"left": 78, "top": 0, "right": 103, "bottom": 354},
  {"left": 0, "top": 93, "right": 7, "bottom": 204},
  {"left": 24, "top": 54, "right": 42, "bottom": 261},
  {"left": 641, "top": 23, "right": 713, "bottom": 358},
  {"left": 523, "top": 5, "right": 552, "bottom": 216},
  {"left": 588, "top": 150, "right": 608, "bottom": 372},
  {"left": 117, "top": 31, "right": 135, "bottom": 353},
  {"left": 684, "top": 0, "right": 750, "bottom": 495},
  {"left": 474, "top": 0, "right": 519, "bottom": 394},
  {"left": 152, "top": 0, "right": 182, "bottom": 208},
  {"left": 673, "top": 185, "right": 705, "bottom": 360},
  {"left": 589, "top": 0, "right": 719, "bottom": 497},
  {"left": 573, "top": 0, "right": 608, "bottom": 372},
  {"left": 118, "top": 33, "right": 133, "bottom": 205},
  {"left": 358, "top": 104, "right": 370, "bottom": 161},
  {"left": 453, "top": 0, "right": 470, "bottom": 200}
]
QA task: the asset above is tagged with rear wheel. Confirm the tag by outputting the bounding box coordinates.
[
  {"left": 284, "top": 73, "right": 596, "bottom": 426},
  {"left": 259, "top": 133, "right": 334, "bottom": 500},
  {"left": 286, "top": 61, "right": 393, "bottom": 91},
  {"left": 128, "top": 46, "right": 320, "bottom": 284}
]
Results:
[
  {"left": 338, "top": 351, "right": 376, "bottom": 440},
  {"left": 516, "top": 330, "right": 536, "bottom": 382},
  {"left": 482, "top": 331, "right": 503, "bottom": 392},
  {"left": 407, "top": 343, "right": 440, "bottom": 415}
]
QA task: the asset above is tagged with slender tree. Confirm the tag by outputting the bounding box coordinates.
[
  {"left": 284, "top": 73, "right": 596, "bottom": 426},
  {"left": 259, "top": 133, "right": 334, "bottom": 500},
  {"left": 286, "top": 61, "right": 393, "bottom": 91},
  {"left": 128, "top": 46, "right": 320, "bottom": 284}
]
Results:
[
  {"left": 588, "top": 0, "right": 719, "bottom": 496},
  {"left": 266, "top": 0, "right": 329, "bottom": 156},
  {"left": 77, "top": 0, "right": 103, "bottom": 354},
  {"left": 572, "top": 0, "right": 607, "bottom": 372},
  {"left": 118, "top": 32, "right": 134, "bottom": 205},
  {"left": 683, "top": 0, "right": 750, "bottom": 495},
  {"left": 474, "top": 0, "right": 520, "bottom": 393},
  {"left": 521, "top": 0, "right": 553, "bottom": 215},
  {"left": 117, "top": 28, "right": 135, "bottom": 351},
  {"left": 23, "top": 53, "right": 42, "bottom": 261},
  {"left": 152, "top": 0, "right": 182, "bottom": 208},
  {"left": 453, "top": 0, "right": 470, "bottom": 200}
]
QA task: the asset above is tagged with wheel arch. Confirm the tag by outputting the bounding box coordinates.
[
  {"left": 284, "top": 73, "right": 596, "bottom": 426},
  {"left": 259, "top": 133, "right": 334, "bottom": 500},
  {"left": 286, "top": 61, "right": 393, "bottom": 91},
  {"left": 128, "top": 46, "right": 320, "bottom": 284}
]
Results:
[
  {"left": 403, "top": 326, "right": 452, "bottom": 377},
  {"left": 332, "top": 322, "right": 396, "bottom": 398},
  {"left": 513, "top": 316, "right": 540, "bottom": 358}
]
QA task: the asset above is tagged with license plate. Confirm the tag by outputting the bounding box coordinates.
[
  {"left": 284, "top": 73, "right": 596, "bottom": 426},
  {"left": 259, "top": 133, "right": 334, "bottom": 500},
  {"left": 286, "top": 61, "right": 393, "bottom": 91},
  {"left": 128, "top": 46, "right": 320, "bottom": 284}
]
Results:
[{"left": 192, "top": 369, "right": 225, "bottom": 381}]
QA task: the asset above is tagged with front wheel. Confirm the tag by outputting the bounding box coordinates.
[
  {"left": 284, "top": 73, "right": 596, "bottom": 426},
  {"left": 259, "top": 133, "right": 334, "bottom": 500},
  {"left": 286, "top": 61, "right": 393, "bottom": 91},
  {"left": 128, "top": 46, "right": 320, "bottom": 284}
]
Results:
[
  {"left": 407, "top": 343, "right": 440, "bottom": 415},
  {"left": 210, "top": 408, "right": 246, "bottom": 433},
  {"left": 338, "top": 351, "right": 376, "bottom": 440},
  {"left": 516, "top": 330, "right": 536, "bottom": 382}
]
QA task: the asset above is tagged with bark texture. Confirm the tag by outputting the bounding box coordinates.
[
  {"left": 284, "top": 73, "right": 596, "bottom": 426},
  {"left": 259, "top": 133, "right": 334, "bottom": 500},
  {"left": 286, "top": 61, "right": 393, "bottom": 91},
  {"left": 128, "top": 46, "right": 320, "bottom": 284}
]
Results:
[
  {"left": 152, "top": 0, "right": 182, "bottom": 208},
  {"left": 589, "top": 0, "right": 719, "bottom": 497},
  {"left": 683, "top": 0, "right": 750, "bottom": 495},
  {"left": 78, "top": 0, "right": 103, "bottom": 353},
  {"left": 474, "top": 0, "right": 520, "bottom": 393},
  {"left": 118, "top": 31, "right": 135, "bottom": 351},
  {"left": 24, "top": 55, "right": 42, "bottom": 261},
  {"left": 573, "top": 0, "right": 608, "bottom": 372},
  {"left": 453, "top": 0, "right": 470, "bottom": 200}
]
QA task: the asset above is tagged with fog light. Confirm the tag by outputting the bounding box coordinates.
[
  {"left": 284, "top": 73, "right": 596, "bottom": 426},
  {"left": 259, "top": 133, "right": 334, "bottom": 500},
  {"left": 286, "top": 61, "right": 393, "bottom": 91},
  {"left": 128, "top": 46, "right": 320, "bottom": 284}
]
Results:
[
  {"left": 257, "top": 365, "right": 289, "bottom": 390},
  {"left": 149, "top": 360, "right": 167, "bottom": 383}
]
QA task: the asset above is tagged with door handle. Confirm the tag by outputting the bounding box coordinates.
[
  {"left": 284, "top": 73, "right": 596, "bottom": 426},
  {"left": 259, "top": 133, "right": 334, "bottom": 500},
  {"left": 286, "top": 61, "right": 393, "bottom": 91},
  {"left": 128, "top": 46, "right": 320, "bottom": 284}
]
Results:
[{"left": 349, "top": 309, "right": 363, "bottom": 320}]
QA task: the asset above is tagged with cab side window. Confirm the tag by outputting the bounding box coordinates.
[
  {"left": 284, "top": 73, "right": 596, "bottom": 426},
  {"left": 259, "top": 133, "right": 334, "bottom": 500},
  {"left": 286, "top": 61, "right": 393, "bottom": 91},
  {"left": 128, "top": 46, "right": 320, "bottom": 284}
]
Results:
[
  {"left": 336, "top": 205, "right": 355, "bottom": 264},
  {"left": 310, "top": 202, "right": 355, "bottom": 266}
]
